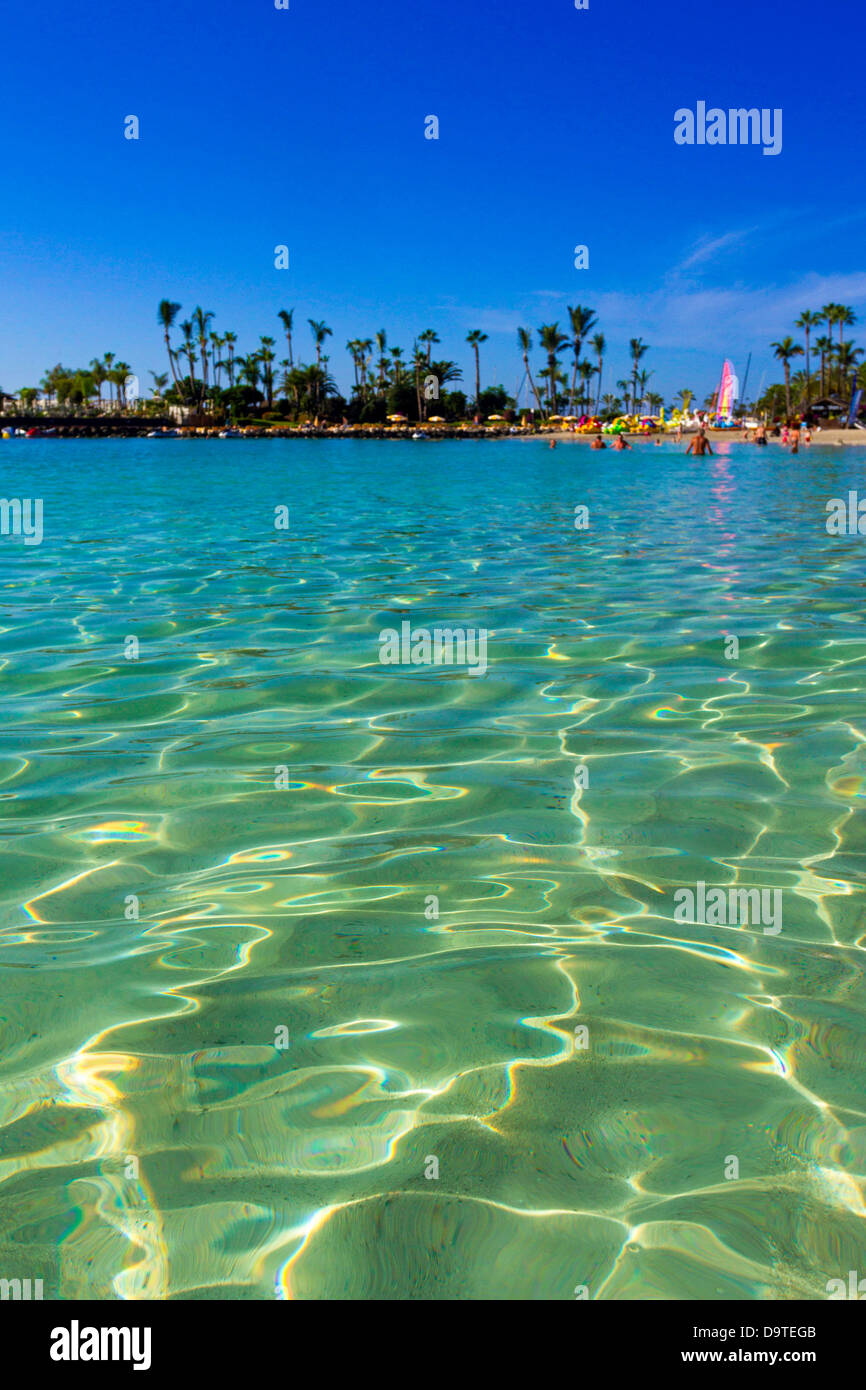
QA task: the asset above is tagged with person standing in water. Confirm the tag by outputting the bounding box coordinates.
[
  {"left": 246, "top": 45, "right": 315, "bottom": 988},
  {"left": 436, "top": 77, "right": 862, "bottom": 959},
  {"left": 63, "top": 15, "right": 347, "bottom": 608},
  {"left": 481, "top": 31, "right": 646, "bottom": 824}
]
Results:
[{"left": 686, "top": 428, "right": 713, "bottom": 456}]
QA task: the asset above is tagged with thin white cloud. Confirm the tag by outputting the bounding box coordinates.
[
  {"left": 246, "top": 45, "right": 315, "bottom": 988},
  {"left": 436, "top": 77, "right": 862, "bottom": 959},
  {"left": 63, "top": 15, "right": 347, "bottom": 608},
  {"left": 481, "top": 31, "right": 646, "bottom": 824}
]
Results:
[
  {"left": 592, "top": 272, "right": 866, "bottom": 350},
  {"left": 678, "top": 228, "right": 754, "bottom": 271}
]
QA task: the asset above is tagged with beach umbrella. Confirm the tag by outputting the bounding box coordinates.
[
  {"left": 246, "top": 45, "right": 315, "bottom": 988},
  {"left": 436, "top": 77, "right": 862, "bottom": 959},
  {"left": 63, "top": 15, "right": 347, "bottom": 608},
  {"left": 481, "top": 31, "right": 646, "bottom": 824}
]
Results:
[
  {"left": 487, "top": 414, "right": 504, "bottom": 421},
  {"left": 428, "top": 415, "right": 445, "bottom": 422},
  {"left": 387, "top": 413, "right": 407, "bottom": 422}
]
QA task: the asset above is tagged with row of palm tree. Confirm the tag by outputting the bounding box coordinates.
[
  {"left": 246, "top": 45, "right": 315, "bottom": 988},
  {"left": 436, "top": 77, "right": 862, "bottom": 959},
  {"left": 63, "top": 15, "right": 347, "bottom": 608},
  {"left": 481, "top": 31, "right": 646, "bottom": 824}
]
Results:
[
  {"left": 157, "top": 301, "right": 470, "bottom": 420},
  {"left": 773, "top": 303, "right": 860, "bottom": 415},
  {"left": 165, "top": 299, "right": 824, "bottom": 424},
  {"left": 26, "top": 298, "right": 854, "bottom": 423},
  {"left": 514, "top": 313, "right": 654, "bottom": 417},
  {"left": 35, "top": 355, "right": 134, "bottom": 410}
]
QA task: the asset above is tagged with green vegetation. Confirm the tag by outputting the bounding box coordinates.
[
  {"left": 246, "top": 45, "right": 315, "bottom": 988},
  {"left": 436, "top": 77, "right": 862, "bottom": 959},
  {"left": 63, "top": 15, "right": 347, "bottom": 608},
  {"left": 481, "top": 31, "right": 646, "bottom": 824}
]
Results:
[{"left": 8, "top": 298, "right": 865, "bottom": 426}]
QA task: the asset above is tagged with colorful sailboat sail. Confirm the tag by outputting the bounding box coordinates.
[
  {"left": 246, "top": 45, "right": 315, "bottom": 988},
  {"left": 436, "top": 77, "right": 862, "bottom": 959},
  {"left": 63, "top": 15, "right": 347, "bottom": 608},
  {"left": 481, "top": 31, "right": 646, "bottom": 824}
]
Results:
[{"left": 716, "top": 360, "right": 738, "bottom": 422}]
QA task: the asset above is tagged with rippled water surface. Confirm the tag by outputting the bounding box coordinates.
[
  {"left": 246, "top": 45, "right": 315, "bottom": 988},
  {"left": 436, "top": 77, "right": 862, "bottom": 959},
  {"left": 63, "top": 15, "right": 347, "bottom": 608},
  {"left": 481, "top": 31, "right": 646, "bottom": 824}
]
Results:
[{"left": 1, "top": 437, "right": 865, "bottom": 1300}]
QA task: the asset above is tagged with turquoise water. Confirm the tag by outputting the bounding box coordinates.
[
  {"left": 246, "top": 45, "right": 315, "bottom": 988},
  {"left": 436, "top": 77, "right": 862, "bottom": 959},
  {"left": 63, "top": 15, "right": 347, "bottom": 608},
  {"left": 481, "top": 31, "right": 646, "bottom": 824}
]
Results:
[{"left": 1, "top": 437, "right": 865, "bottom": 1300}]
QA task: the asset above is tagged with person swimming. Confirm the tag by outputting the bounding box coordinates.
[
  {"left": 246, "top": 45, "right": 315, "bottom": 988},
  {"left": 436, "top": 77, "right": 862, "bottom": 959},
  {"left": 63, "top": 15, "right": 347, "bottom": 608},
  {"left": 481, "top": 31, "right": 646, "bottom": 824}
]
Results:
[{"left": 591, "top": 435, "right": 606, "bottom": 450}]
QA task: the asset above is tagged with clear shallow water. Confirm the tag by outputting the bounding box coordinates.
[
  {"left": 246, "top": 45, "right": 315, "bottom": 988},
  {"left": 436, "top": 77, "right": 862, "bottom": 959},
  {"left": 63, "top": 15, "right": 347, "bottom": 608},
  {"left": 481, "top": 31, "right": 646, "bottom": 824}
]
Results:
[{"left": 0, "top": 436, "right": 865, "bottom": 1300}]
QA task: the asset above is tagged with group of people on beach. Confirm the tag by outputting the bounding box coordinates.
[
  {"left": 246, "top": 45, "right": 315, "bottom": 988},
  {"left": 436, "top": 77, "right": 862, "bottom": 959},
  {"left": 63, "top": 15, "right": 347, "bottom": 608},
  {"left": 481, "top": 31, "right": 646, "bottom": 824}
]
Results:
[{"left": 549, "top": 422, "right": 810, "bottom": 455}]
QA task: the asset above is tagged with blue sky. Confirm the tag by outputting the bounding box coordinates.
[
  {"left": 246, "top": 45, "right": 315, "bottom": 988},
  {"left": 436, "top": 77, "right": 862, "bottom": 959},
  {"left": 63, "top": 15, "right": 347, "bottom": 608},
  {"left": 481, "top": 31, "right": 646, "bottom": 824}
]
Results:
[{"left": 2, "top": 0, "right": 865, "bottom": 405}]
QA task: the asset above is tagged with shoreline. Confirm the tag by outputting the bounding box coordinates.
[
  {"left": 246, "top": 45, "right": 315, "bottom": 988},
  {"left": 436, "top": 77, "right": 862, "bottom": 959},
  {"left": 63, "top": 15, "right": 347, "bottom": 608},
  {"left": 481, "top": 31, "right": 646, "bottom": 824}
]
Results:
[{"left": 2, "top": 421, "right": 865, "bottom": 446}]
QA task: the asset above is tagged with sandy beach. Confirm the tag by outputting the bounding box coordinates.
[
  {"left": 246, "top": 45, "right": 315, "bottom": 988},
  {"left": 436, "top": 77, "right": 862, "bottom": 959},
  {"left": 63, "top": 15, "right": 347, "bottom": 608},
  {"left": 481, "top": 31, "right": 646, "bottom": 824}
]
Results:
[{"left": 520, "top": 427, "right": 866, "bottom": 446}]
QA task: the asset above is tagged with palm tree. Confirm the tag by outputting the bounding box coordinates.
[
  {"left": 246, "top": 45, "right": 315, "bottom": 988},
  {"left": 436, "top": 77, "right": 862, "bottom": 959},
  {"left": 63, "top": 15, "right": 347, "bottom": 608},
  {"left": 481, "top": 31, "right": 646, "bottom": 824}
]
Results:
[
  {"left": 278, "top": 309, "right": 295, "bottom": 368},
  {"left": 566, "top": 305, "right": 597, "bottom": 413},
  {"left": 150, "top": 371, "right": 169, "bottom": 398},
  {"left": 390, "top": 346, "right": 405, "bottom": 385},
  {"left": 675, "top": 388, "right": 694, "bottom": 414},
  {"left": 308, "top": 318, "right": 332, "bottom": 367},
  {"left": 223, "top": 331, "right": 237, "bottom": 387},
  {"left": 295, "top": 362, "right": 335, "bottom": 414},
  {"left": 193, "top": 308, "right": 214, "bottom": 401},
  {"left": 259, "top": 336, "right": 276, "bottom": 408},
  {"left": 412, "top": 341, "right": 425, "bottom": 421},
  {"left": 771, "top": 336, "right": 804, "bottom": 417},
  {"left": 179, "top": 322, "right": 198, "bottom": 398},
  {"left": 821, "top": 304, "right": 840, "bottom": 391},
  {"left": 157, "top": 299, "right": 183, "bottom": 397},
  {"left": 517, "top": 328, "right": 543, "bottom": 413},
  {"left": 346, "top": 339, "right": 362, "bottom": 395},
  {"left": 813, "top": 335, "right": 832, "bottom": 398},
  {"left": 109, "top": 362, "right": 131, "bottom": 408},
  {"left": 629, "top": 338, "right": 649, "bottom": 415},
  {"left": 89, "top": 357, "right": 108, "bottom": 407},
  {"left": 209, "top": 332, "right": 222, "bottom": 387},
  {"left": 601, "top": 393, "right": 622, "bottom": 418},
  {"left": 837, "top": 340, "right": 863, "bottom": 394},
  {"left": 40, "top": 364, "right": 65, "bottom": 407},
  {"left": 637, "top": 368, "right": 653, "bottom": 416},
  {"left": 578, "top": 359, "right": 595, "bottom": 415},
  {"left": 103, "top": 351, "right": 116, "bottom": 404},
  {"left": 237, "top": 354, "right": 262, "bottom": 394},
  {"left": 590, "top": 332, "right": 606, "bottom": 413},
  {"left": 538, "top": 323, "right": 570, "bottom": 413},
  {"left": 428, "top": 359, "right": 463, "bottom": 390},
  {"left": 419, "top": 329, "right": 440, "bottom": 365},
  {"left": 795, "top": 310, "right": 820, "bottom": 405},
  {"left": 616, "top": 379, "right": 631, "bottom": 415},
  {"left": 375, "top": 329, "right": 388, "bottom": 394},
  {"left": 357, "top": 338, "right": 373, "bottom": 399},
  {"left": 466, "top": 330, "right": 488, "bottom": 414},
  {"left": 836, "top": 307, "right": 857, "bottom": 391}
]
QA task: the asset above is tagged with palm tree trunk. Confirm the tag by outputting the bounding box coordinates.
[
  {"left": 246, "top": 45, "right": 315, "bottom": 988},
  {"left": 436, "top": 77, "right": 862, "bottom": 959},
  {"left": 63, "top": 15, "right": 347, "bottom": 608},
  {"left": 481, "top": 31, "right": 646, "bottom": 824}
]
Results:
[
  {"left": 523, "top": 353, "right": 542, "bottom": 413},
  {"left": 165, "top": 332, "right": 183, "bottom": 395},
  {"left": 804, "top": 328, "right": 811, "bottom": 404}
]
